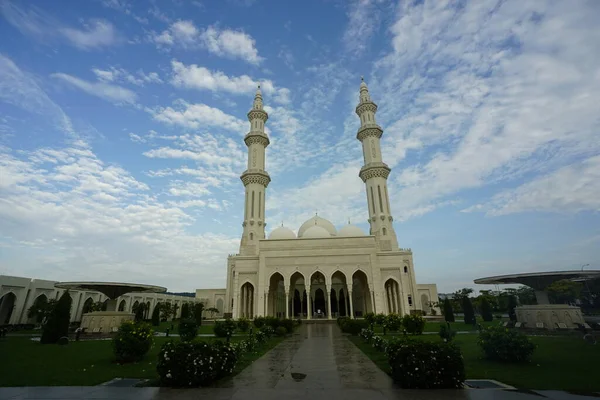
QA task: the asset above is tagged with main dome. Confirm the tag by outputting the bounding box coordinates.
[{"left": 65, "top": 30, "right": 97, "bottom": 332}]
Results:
[
  {"left": 302, "top": 225, "right": 332, "bottom": 238},
  {"left": 338, "top": 224, "right": 365, "bottom": 237},
  {"left": 268, "top": 226, "right": 296, "bottom": 240},
  {"left": 298, "top": 215, "right": 337, "bottom": 238}
]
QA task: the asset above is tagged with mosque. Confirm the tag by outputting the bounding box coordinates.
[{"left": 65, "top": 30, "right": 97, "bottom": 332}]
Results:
[{"left": 197, "top": 79, "right": 439, "bottom": 319}]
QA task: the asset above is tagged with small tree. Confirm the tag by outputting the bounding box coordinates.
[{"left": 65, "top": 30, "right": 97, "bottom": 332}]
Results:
[
  {"left": 180, "top": 303, "right": 190, "bottom": 319},
  {"left": 480, "top": 297, "right": 493, "bottom": 322},
  {"left": 134, "top": 303, "right": 146, "bottom": 322},
  {"left": 443, "top": 298, "right": 455, "bottom": 323},
  {"left": 160, "top": 303, "right": 173, "bottom": 321},
  {"left": 151, "top": 304, "right": 161, "bottom": 326},
  {"left": 207, "top": 307, "right": 219, "bottom": 318},
  {"left": 547, "top": 279, "right": 583, "bottom": 304},
  {"left": 462, "top": 296, "right": 475, "bottom": 325},
  {"left": 41, "top": 291, "right": 72, "bottom": 344},
  {"left": 507, "top": 295, "right": 517, "bottom": 322},
  {"left": 193, "top": 303, "right": 204, "bottom": 326},
  {"left": 27, "top": 298, "right": 56, "bottom": 324}
]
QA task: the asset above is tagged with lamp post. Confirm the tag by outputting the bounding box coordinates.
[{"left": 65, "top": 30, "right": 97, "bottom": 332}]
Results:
[{"left": 581, "top": 264, "right": 591, "bottom": 306}]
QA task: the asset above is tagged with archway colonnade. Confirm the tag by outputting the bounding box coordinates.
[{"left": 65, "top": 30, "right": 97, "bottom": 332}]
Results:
[{"left": 234, "top": 270, "right": 405, "bottom": 320}]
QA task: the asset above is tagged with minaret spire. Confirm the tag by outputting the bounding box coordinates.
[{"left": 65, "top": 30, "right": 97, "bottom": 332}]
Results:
[
  {"left": 239, "top": 83, "right": 270, "bottom": 254},
  {"left": 355, "top": 78, "right": 398, "bottom": 251}
]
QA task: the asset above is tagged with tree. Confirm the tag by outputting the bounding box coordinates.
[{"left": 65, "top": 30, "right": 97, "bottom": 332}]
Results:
[
  {"left": 41, "top": 291, "right": 72, "bottom": 344},
  {"left": 507, "top": 295, "right": 518, "bottom": 321},
  {"left": 516, "top": 286, "right": 537, "bottom": 305},
  {"left": 134, "top": 303, "right": 146, "bottom": 322},
  {"left": 193, "top": 303, "right": 204, "bottom": 326},
  {"left": 151, "top": 304, "right": 160, "bottom": 326},
  {"left": 462, "top": 296, "right": 475, "bottom": 325},
  {"left": 180, "top": 303, "right": 190, "bottom": 319},
  {"left": 172, "top": 303, "right": 180, "bottom": 320},
  {"left": 206, "top": 307, "right": 220, "bottom": 319},
  {"left": 547, "top": 279, "right": 583, "bottom": 304},
  {"left": 27, "top": 298, "right": 56, "bottom": 324},
  {"left": 443, "top": 298, "right": 455, "bottom": 322},
  {"left": 480, "top": 297, "right": 493, "bottom": 322},
  {"left": 160, "top": 303, "right": 174, "bottom": 321}
]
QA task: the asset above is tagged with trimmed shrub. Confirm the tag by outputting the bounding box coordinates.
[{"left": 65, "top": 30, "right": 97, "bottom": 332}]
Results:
[
  {"left": 360, "top": 327, "right": 374, "bottom": 343},
  {"left": 259, "top": 325, "right": 274, "bottom": 338},
  {"left": 157, "top": 340, "right": 237, "bottom": 387},
  {"left": 478, "top": 325, "right": 535, "bottom": 363},
  {"left": 180, "top": 303, "right": 190, "bottom": 320},
  {"left": 386, "top": 337, "right": 465, "bottom": 389},
  {"left": 364, "top": 312, "right": 376, "bottom": 329},
  {"left": 237, "top": 317, "right": 251, "bottom": 333},
  {"left": 337, "top": 316, "right": 350, "bottom": 328},
  {"left": 113, "top": 321, "right": 153, "bottom": 363},
  {"left": 275, "top": 326, "right": 287, "bottom": 337},
  {"left": 178, "top": 318, "right": 198, "bottom": 342},
  {"left": 280, "top": 318, "right": 295, "bottom": 334},
  {"left": 480, "top": 297, "right": 493, "bottom": 322},
  {"left": 213, "top": 319, "right": 237, "bottom": 341},
  {"left": 507, "top": 296, "right": 518, "bottom": 322},
  {"left": 402, "top": 314, "right": 426, "bottom": 335},
  {"left": 385, "top": 313, "right": 403, "bottom": 333},
  {"left": 439, "top": 324, "right": 456, "bottom": 342},
  {"left": 443, "top": 299, "right": 455, "bottom": 323},
  {"left": 462, "top": 297, "right": 476, "bottom": 325},
  {"left": 253, "top": 316, "right": 266, "bottom": 328},
  {"left": 339, "top": 319, "right": 369, "bottom": 335},
  {"left": 264, "top": 316, "right": 280, "bottom": 330},
  {"left": 151, "top": 304, "right": 160, "bottom": 327},
  {"left": 374, "top": 313, "right": 387, "bottom": 334},
  {"left": 255, "top": 330, "right": 267, "bottom": 344},
  {"left": 372, "top": 335, "right": 388, "bottom": 352},
  {"left": 41, "top": 291, "right": 72, "bottom": 344}
]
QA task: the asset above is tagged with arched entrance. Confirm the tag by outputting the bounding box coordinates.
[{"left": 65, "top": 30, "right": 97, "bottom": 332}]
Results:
[
  {"left": 0, "top": 292, "right": 17, "bottom": 324},
  {"left": 289, "top": 272, "right": 306, "bottom": 318},
  {"left": 82, "top": 297, "right": 94, "bottom": 314},
  {"left": 331, "top": 271, "right": 348, "bottom": 318},
  {"left": 240, "top": 282, "right": 254, "bottom": 318},
  {"left": 385, "top": 279, "right": 401, "bottom": 314},
  {"left": 310, "top": 271, "right": 326, "bottom": 318},
  {"left": 314, "top": 288, "right": 326, "bottom": 317},
  {"left": 267, "top": 273, "right": 285, "bottom": 318},
  {"left": 216, "top": 298, "right": 224, "bottom": 314},
  {"left": 421, "top": 294, "right": 430, "bottom": 314},
  {"left": 145, "top": 301, "right": 151, "bottom": 318},
  {"left": 118, "top": 300, "right": 126, "bottom": 311},
  {"left": 352, "top": 270, "right": 372, "bottom": 317}
]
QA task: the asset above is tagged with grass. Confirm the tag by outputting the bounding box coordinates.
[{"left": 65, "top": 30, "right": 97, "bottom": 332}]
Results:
[
  {"left": 349, "top": 333, "right": 600, "bottom": 392},
  {"left": 153, "top": 321, "right": 216, "bottom": 335},
  {"left": 373, "top": 319, "right": 502, "bottom": 334},
  {"left": 0, "top": 333, "right": 283, "bottom": 387}
]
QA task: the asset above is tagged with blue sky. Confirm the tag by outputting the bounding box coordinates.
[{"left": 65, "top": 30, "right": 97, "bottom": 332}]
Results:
[{"left": 0, "top": 0, "right": 599, "bottom": 293}]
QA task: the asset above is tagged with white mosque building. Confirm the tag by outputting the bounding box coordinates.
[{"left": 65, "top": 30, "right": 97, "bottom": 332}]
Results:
[{"left": 197, "top": 79, "right": 439, "bottom": 320}]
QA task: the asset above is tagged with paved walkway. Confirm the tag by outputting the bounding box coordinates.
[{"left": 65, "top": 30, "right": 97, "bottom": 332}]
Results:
[{"left": 1, "top": 323, "right": 599, "bottom": 400}]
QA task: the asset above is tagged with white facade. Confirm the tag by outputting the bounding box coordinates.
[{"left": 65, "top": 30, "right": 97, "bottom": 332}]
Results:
[
  {"left": 222, "top": 80, "right": 439, "bottom": 319},
  {"left": 0, "top": 275, "right": 199, "bottom": 325}
]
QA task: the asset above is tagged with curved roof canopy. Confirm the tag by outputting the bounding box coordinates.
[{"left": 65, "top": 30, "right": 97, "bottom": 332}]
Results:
[
  {"left": 474, "top": 270, "right": 600, "bottom": 291},
  {"left": 55, "top": 281, "right": 167, "bottom": 299}
]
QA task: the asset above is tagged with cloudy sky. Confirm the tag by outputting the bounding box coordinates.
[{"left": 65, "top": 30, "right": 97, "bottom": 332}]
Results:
[{"left": 1, "top": 0, "right": 599, "bottom": 293}]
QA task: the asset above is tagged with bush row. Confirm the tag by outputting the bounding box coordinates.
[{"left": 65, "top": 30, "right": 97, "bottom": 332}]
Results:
[
  {"left": 340, "top": 313, "right": 426, "bottom": 335},
  {"left": 213, "top": 317, "right": 298, "bottom": 340}
]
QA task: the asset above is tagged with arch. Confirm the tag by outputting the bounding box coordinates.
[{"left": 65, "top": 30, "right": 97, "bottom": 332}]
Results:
[
  {"left": 82, "top": 297, "right": 95, "bottom": 314},
  {"left": 240, "top": 282, "right": 255, "bottom": 319},
  {"left": 118, "top": 299, "right": 127, "bottom": 312},
  {"left": 289, "top": 271, "right": 306, "bottom": 318},
  {"left": 352, "top": 270, "right": 372, "bottom": 317},
  {"left": 216, "top": 298, "right": 224, "bottom": 314},
  {"left": 0, "top": 292, "right": 17, "bottom": 324},
  {"left": 331, "top": 270, "right": 349, "bottom": 318},
  {"left": 268, "top": 271, "right": 286, "bottom": 286},
  {"left": 384, "top": 278, "right": 401, "bottom": 315},
  {"left": 267, "top": 272, "right": 285, "bottom": 318},
  {"left": 382, "top": 227, "right": 387, "bottom": 236},
  {"left": 314, "top": 288, "right": 326, "bottom": 317},
  {"left": 310, "top": 270, "right": 326, "bottom": 286},
  {"left": 351, "top": 267, "right": 373, "bottom": 287},
  {"left": 145, "top": 301, "right": 151, "bottom": 319},
  {"left": 250, "top": 232, "right": 254, "bottom": 240},
  {"left": 132, "top": 300, "right": 140, "bottom": 314},
  {"left": 404, "top": 266, "right": 408, "bottom": 273},
  {"left": 28, "top": 294, "right": 49, "bottom": 323}
]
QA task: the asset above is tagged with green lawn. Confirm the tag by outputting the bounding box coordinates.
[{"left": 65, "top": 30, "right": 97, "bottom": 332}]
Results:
[
  {"left": 0, "top": 334, "right": 283, "bottom": 387},
  {"left": 153, "top": 321, "right": 216, "bottom": 335},
  {"left": 349, "top": 333, "right": 600, "bottom": 392},
  {"left": 373, "top": 319, "right": 503, "bottom": 334}
]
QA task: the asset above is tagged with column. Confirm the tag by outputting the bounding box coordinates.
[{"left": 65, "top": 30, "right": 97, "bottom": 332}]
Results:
[
  {"left": 264, "top": 290, "right": 268, "bottom": 317},
  {"left": 348, "top": 290, "right": 355, "bottom": 319},
  {"left": 326, "top": 285, "right": 332, "bottom": 320},
  {"left": 385, "top": 285, "right": 391, "bottom": 314},
  {"left": 370, "top": 290, "right": 376, "bottom": 314},
  {"left": 285, "top": 291, "right": 289, "bottom": 319},
  {"left": 391, "top": 284, "right": 398, "bottom": 314},
  {"left": 306, "top": 286, "right": 311, "bottom": 320}
]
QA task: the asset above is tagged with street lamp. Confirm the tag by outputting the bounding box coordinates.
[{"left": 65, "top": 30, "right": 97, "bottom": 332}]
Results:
[{"left": 581, "top": 263, "right": 590, "bottom": 271}]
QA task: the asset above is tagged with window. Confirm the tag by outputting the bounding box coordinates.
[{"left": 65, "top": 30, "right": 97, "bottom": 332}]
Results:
[
  {"left": 382, "top": 227, "right": 387, "bottom": 236},
  {"left": 370, "top": 187, "right": 376, "bottom": 215},
  {"left": 258, "top": 192, "right": 262, "bottom": 218},
  {"left": 378, "top": 185, "right": 384, "bottom": 213},
  {"left": 404, "top": 266, "right": 408, "bottom": 273},
  {"left": 408, "top": 295, "right": 413, "bottom": 306},
  {"left": 251, "top": 191, "right": 255, "bottom": 218},
  {"left": 250, "top": 232, "right": 254, "bottom": 240}
]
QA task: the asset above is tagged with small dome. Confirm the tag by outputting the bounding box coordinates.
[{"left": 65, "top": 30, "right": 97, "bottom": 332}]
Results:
[
  {"left": 268, "top": 226, "right": 296, "bottom": 240},
  {"left": 302, "top": 225, "right": 331, "bottom": 239},
  {"left": 338, "top": 224, "right": 365, "bottom": 237},
  {"left": 298, "top": 215, "right": 337, "bottom": 237}
]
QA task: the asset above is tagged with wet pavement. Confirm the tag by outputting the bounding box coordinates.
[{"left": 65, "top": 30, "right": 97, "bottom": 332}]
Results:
[{"left": 1, "top": 323, "right": 599, "bottom": 399}]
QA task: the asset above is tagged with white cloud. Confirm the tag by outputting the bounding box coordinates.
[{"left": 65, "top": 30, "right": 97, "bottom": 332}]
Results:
[
  {"left": 151, "top": 100, "right": 246, "bottom": 132},
  {"left": 0, "top": 53, "right": 74, "bottom": 136},
  {"left": 169, "top": 60, "right": 289, "bottom": 104},
  {"left": 153, "top": 21, "right": 263, "bottom": 65},
  {"left": 343, "top": 0, "right": 389, "bottom": 55},
  {"left": 52, "top": 73, "right": 138, "bottom": 104},
  {"left": 0, "top": 142, "right": 239, "bottom": 290},
  {"left": 92, "top": 67, "right": 162, "bottom": 86},
  {"left": 59, "top": 20, "right": 118, "bottom": 50}
]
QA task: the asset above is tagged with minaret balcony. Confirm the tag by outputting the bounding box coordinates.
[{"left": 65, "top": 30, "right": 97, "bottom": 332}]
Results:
[
  {"left": 240, "top": 170, "right": 271, "bottom": 187},
  {"left": 355, "top": 101, "right": 378, "bottom": 115},
  {"left": 357, "top": 124, "right": 383, "bottom": 141},
  {"left": 244, "top": 132, "right": 270, "bottom": 147},
  {"left": 359, "top": 162, "right": 391, "bottom": 182}
]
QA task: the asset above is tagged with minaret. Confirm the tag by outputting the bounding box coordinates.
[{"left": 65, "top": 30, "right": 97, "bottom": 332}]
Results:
[
  {"left": 239, "top": 85, "right": 270, "bottom": 254},
  {"left": 356, "top": 78, "right": 398, "bottom": 251}
]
